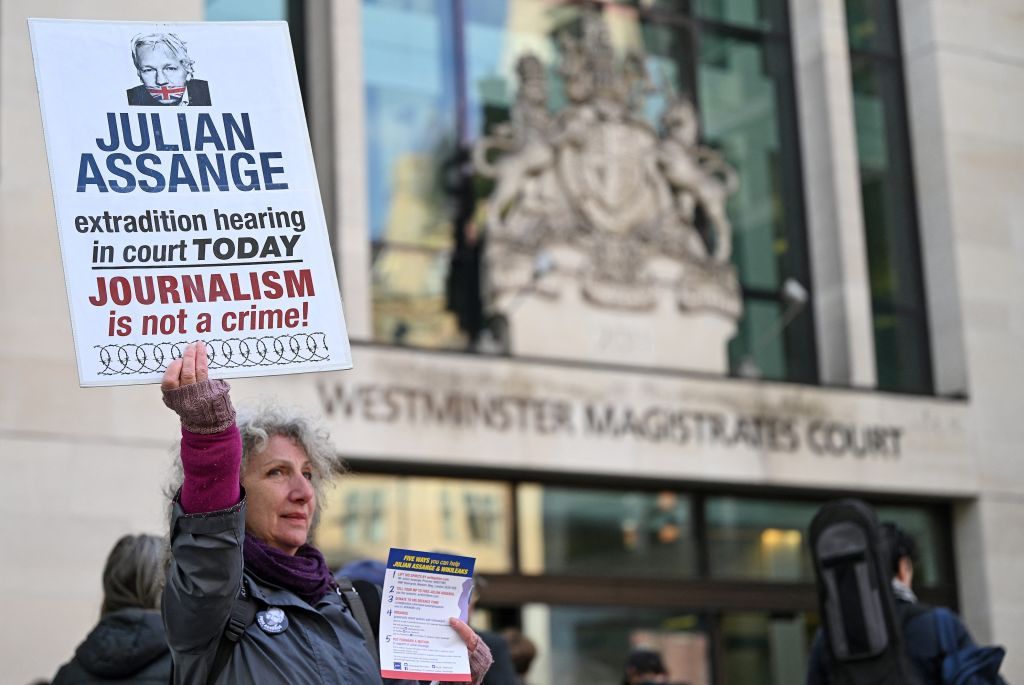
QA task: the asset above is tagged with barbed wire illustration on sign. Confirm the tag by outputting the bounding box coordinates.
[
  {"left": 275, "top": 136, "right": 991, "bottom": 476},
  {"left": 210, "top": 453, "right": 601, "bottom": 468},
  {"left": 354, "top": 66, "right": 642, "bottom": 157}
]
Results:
[{"left": 95, "top": 333, "right": 330, "bottom": 375}]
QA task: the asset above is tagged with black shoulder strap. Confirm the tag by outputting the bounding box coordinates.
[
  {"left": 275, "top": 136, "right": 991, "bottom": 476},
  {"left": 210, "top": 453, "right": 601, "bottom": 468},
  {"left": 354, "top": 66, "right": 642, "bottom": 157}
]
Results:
[
  {"left": 206, "top": 578, "right": 258, "bottom": 685},
  {"left": 351, "top": 579, "right": 383, "bottom": 644},
  {"left": 336, "top": 576, "right": 381, "bottom": 668}
]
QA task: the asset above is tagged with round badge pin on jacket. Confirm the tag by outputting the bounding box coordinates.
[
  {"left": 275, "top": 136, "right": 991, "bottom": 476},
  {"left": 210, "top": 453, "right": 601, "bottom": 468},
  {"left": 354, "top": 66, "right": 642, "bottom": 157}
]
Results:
[{"left": 256, "top": 608, "right": 288, "bottom": 634}]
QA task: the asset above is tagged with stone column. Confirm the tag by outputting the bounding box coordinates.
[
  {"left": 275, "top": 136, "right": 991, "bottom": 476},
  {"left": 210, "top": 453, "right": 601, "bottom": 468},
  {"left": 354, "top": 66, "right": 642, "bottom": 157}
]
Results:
[
  {"left": 898, "top": 0, "right": 970, "bottom": 397},
  {"left": 790, "top": 0, "right": 878, "bottom": 388},
  {"left": 307, "top": 0, "right": 373, "bottom": 340},
  {"left": 899, "top": 0, "right": 1024, "bottom": 671}
]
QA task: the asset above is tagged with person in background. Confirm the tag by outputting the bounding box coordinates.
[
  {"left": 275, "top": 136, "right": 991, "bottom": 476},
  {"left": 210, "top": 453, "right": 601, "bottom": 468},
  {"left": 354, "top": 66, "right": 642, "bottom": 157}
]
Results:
[
  {"left": 52, "top": 534, "right": 171, "bottom": 684},
  {"left": 332, "top": 557, "right": 388, "bottom": 647},
  {"left": 335, "top": 557, "right": 387, "bottom": 587},
  {"left": 622, "top": 649, "right": 669, "bottom": 685},
  {"left": 500, "top": 627, "right": 537, "bottom": 684},
  {"left": 469, "top": 575, "right": 520, "bottom": 685},
  {"left": 806, "top": 521, "right": 1008, "bottom": 684},
  {"left": 476, "top": 629, "right": 517, "bottom": 685},
  {"left": 159, "top": 342, "right": 492, "bottom": 684}
]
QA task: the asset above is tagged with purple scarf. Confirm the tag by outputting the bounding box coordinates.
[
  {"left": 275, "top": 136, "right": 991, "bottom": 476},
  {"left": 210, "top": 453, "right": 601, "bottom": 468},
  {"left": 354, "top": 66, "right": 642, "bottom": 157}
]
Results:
[{"left": 243, "top": 533, "right": 337, "bottom": 605}]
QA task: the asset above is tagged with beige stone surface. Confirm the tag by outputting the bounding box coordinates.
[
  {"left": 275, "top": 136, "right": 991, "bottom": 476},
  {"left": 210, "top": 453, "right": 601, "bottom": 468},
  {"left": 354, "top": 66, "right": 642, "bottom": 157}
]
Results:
[
  {"left": 252, "top": 344, "right": 977, "bottom": 496},
  {"left": 0, "top": 437, "right": 174, "bottom": 684},
  {"left": 502, "top": 273, "right": 738, "bottom": 373},
  {"left": 330, "top": 0, "right": 373, "bottom": 340},
  {"left": 790, "top": 0, "right": 877, "bottom": 387},
  {"left": 902, "top": 46, "right": 969, "bottom": 396},
  {"left": 902, "top": 0, "right": 1024, "bottom": 673}
]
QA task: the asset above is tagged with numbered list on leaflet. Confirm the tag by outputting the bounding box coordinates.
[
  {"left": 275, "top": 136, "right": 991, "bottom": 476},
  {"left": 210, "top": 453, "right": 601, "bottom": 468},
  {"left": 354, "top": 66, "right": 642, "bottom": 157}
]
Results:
[{"left": 379, "top": 548, "right": 476, "bottom": 682}]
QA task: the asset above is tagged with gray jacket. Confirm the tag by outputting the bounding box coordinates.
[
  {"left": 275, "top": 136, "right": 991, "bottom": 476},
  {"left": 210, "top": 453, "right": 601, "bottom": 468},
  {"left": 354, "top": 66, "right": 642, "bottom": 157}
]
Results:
[{"left": 163, "top": 496, "right": 384, "bottom": 684}]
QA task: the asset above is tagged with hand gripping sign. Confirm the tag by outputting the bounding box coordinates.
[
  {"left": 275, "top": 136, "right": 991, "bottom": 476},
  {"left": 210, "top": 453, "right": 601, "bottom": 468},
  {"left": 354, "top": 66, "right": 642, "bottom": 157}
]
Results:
[{"left": 29, "top": 20, "right": 352, "bottom": 386}]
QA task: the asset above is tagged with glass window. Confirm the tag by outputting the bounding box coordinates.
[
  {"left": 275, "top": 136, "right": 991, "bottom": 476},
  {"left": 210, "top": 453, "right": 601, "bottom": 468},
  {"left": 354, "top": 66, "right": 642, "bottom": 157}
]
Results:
[
  {"left": 844, "top": 0, "right": 898, "bottom": 53},
  {"left": 699, "top": 34, "right": 782, "bottom": 293},
  {"left": 205, "top": 0, "right": 287, "bottom": 20},
  {"left": 372, "top": 243, "right": 463, "bottom": 346},
  {"left": 697, "top": 22, "right": 815, "bottom": 383},
  {"left": 463, "top": 2, "right": 691, "bottom": 148},
  {"left": 367, "top": 0, "right": 816, "bottom": 382},
  {"left": 728, "top": 298, "right": 786, "bottom": 380},
  {"left": 204, "top": 1, "right": 304, "bottom": 99},
  {"left": 875, "top": 504, "right": 950, "bottom": 588},
  {"left": 518, "top": 484, "right": 698, "bottom": 578},
  {"left": 706, "top": 496, "right": 819, "bottom": 581},
  {"left": 846, "top": 0, "right": 932, "bottom": 394},
  {"left": 363, "top": 0, "right": 463, "bottom": 347},
  {"left": 317, "top": 474, "right": 513, "bottom": 573},
  {"left": 699, "top": 34, "right": 784, "bottom": 293},
  {"left": 706, "top": 496, "right": 951, "bottom": 588},
  {"left": 530, "top": 604, "right": 710, "bottom": 685},
  {"left": 720, "top": 612, "right": 811, "bottom": 685},
  {"left": 465, "top": 0, "right": 574, "bottom": 141},
  {"left": 697, "top": 0, "right": 787, "bottom": 31}
]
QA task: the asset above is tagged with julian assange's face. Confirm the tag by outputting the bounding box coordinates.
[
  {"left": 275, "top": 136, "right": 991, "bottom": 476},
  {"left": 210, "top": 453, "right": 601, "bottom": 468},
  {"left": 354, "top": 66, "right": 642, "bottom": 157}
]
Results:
[
  {"left": 242, "top": 434, "right": 315, "bottom": 555},
  {"left": 137, "top": 44, "right": 187, "bottom": 88}
]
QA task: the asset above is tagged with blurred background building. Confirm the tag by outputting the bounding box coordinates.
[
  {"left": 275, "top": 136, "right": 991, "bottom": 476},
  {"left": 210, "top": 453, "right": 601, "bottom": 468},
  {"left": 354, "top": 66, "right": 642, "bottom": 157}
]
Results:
[{"left": 1, "top": 1, "right": 1022, "bottom": 683}]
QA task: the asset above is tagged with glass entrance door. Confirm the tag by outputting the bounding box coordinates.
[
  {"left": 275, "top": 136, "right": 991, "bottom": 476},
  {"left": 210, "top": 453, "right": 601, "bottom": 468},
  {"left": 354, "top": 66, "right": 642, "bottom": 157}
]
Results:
[{"left": 719, "top": 612, "right": 812, "bottom": 685}]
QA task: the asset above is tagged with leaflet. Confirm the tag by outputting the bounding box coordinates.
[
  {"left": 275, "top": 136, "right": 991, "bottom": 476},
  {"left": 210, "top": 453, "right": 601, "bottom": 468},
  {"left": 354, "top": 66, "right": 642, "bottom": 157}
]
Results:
[{"left": 379, "top": 548, "right": 476, "bottom": 682}]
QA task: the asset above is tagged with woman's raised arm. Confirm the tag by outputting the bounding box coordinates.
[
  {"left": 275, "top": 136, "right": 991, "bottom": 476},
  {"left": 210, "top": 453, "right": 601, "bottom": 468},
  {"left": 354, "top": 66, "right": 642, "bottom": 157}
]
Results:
[{"left": 161, "top": 342, "right": 240, "bottom": 513}]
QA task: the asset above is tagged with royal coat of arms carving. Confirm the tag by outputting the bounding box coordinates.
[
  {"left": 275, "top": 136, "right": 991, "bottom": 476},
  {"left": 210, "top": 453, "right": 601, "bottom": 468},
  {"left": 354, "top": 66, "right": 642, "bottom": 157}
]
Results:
[{"left": 472, "top": 14, "right": 742, "bottom": 369}]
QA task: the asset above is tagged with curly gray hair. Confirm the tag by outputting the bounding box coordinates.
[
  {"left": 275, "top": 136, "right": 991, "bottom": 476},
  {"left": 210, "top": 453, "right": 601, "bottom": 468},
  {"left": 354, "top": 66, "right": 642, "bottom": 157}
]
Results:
[{"left": 167, "top": 403, "right": 347, "bottom": 539}]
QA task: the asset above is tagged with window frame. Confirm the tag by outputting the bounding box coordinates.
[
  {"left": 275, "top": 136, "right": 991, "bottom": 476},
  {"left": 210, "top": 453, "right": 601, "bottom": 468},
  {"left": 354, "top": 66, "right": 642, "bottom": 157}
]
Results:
[
  {"left": 362, "top": 0, "right": 819, "bottom": 384},
  {"left": 846, "top": 0, "right": 934, "bottom": 394},
  {"left": 339, "top": 455, "right": 959, "bottom": 684},
  {"left": 340, "top": 455, "right": 960, "bottom": 610}
]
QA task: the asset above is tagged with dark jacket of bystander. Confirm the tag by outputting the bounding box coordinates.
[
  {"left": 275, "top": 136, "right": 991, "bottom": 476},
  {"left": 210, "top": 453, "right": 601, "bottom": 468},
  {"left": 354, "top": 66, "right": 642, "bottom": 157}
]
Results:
[{"left": 52, "top": 608, "right": 171, "bottom": 684}]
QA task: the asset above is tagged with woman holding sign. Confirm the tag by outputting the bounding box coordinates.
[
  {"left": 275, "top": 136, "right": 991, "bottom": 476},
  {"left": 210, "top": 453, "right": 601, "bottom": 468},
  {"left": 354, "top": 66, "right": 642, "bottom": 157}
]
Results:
[{"left": 160, "top": 343, "right": 493, "bottom": 684}]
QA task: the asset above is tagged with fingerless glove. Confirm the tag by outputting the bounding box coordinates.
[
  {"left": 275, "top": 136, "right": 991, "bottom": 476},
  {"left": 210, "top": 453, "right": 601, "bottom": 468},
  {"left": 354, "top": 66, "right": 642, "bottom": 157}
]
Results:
[{"left": 162, "top": 379, "right": 235, "bottom": 434}]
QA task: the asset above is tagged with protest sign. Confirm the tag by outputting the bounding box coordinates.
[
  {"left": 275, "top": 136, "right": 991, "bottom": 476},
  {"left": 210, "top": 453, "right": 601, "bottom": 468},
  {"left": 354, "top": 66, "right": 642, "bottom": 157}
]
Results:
[
  {"left": 380, "top": 548, "right": 476, "bottom": 682},
  {"left": 28, "top": 19, "right": 352, "bottom": 386}
]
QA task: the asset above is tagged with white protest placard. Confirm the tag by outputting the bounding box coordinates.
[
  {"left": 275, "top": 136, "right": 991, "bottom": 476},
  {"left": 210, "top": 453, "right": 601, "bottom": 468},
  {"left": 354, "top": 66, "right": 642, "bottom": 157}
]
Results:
[
  {"left": 380, "top": 548, "right": 476, "bottom": 682},
  {"left": 28, "top": 19, "right": 352, "bottom": 386}
]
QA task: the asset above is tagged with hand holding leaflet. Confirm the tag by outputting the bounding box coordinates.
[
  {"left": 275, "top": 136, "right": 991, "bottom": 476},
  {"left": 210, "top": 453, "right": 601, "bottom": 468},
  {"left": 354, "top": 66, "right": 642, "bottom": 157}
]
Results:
[{"left": 379, "top": 548, "right": 477, "bottom": 682}]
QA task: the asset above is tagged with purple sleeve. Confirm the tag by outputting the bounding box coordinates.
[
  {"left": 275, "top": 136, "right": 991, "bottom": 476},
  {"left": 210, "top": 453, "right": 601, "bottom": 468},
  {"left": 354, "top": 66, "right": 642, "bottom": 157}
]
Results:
[{"left": 179, "top": 424, "right": 243, "bottom": 514}]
